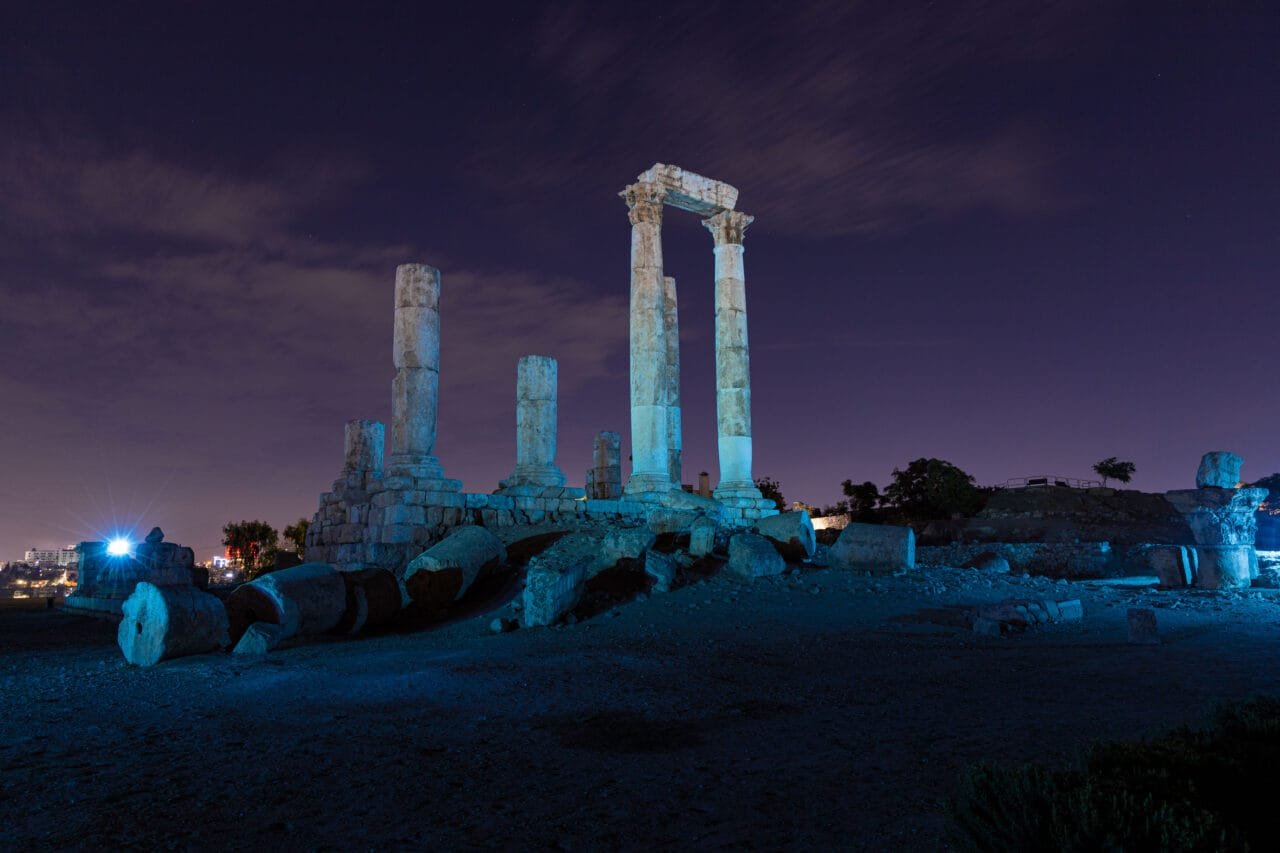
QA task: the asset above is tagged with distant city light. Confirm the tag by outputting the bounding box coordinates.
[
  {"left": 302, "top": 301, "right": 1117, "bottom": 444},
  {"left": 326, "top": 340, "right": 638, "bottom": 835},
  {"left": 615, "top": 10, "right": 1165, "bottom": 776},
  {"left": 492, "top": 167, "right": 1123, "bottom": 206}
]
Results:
[{"left": 107, "top": 538, "right": 132, "bottom": 557}]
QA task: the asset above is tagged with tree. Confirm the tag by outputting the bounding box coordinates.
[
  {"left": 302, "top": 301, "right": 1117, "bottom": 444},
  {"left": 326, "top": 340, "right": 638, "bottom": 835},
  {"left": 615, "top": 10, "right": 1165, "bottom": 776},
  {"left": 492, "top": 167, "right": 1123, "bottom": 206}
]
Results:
[
  {"left": 754, "top": 476, "right": 786, "bottom": 511},
  {"left": 222, "top": 520, "right": 278, "bottom": 577},
  {"left": 1093, "top": 457, "right": 1136, "bottom": 487},
  {"left": 282, "top": 517, "right": 310, "bottom": 557},
  {"left": 880, "top": 458, "right": 987, "bottom": 526},
  {"left": 841, "top": 479, "right": 882, "bottom": 523}
]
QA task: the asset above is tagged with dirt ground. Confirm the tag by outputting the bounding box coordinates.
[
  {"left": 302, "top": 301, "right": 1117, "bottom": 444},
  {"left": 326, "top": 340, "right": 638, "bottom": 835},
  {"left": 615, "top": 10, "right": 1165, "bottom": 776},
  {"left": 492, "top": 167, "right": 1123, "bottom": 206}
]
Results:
[{"left": 4, "top": 563, "right": 1280, "bottom": 851}]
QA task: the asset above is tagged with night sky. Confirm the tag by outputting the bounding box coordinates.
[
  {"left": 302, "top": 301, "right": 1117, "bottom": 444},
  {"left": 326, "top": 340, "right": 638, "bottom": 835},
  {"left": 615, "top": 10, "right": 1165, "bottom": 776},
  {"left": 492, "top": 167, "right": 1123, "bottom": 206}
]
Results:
[{"left": 2, "top": 2, "right": 1276, "bottom": 560}]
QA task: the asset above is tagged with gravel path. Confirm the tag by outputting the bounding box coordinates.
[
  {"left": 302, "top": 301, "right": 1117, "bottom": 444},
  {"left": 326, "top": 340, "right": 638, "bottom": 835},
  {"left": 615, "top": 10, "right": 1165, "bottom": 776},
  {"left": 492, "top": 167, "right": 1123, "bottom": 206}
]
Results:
[{"left": 4, "top": 566, "right": 1280, "bottom": 850}]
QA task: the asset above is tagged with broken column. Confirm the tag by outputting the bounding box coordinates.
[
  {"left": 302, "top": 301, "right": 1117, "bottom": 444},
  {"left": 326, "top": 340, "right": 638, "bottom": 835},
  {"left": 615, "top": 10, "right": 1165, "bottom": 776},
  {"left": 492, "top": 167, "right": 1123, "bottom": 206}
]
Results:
[
  {"left": 622, "top": 181, "right": 672, "bottom": 495},
  {"left": 1167, "top": 487, "right": 1267, "bottom": 589},
  {"left": 225, "top": 562, "right": 348, "bottom": 645},
  {"left": 389, "top": 263, "right": 451, "bottom": 484},
  {"left": 501, "top": 355, "right": 566, "bottom": 489},
  {"left": 663, "top": 275, "right": 682, "bottom": 486},
  {"left": 588, "top": 431, "right": 622, "bottom": 499},
  {"left": 400, "top": 526, "right": 506, "bottom": 608},
  {"left": 343, "top": 419, "right": 384, "bottom": 480},
  {"left": 703, "top": 209, "right": 760, "bottom": 500},
  {"left": 118, "top": 582, "right": 229, "bottom": 667}
]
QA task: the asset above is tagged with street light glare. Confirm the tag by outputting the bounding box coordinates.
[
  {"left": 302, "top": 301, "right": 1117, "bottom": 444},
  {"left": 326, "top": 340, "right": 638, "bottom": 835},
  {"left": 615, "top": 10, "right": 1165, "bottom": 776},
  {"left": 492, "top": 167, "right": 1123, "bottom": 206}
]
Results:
[{"left": 107, "top": 538, "right": 132, "bottom": 557}]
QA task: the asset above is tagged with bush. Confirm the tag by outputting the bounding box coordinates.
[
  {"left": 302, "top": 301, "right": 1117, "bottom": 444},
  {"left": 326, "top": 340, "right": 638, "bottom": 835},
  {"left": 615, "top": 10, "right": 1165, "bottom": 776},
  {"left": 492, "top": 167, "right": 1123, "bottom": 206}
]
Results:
[{"left": 947, "top": 696, "right": 1280, "bottom": 851}]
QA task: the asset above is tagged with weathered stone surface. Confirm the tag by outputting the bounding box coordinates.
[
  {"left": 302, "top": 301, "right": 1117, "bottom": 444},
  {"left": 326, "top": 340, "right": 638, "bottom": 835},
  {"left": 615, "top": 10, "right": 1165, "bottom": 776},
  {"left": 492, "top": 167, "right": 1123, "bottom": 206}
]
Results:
[
  {"left": 689, "top": 517, "right": 717, "bottom": 557},
  {"left": 1196, "top": 545, "right": 1254, "bottom": 589},
  {"left": 335, "top": 567, "right": 401, "bottom": 634},
  {"left": 756, "top": 511, "right": 816, "bottom": 561},
  {"left": 587, "top": 431, "right": 623, "bottom": 500},
  {"left": 829, "top": 523, "right": 915, "bottom": 573},
  {"left": 501, "top": 355, "right": 566, "bottom": 489},
  {"left": 1127, "top": 544, "right": 1193, "bottom": 587},
  {"left": 592, "top": 526, "right": 656, "bottom": 578},
  {"left": 344, "top": 419, "right": 384, "bottom": 476},
  {"left": 402, "top": 526, "right": 506, "bottom": 607},
  {"left": 118, "top": 582, "right": 229, "bottom": 667},
  {"left": 662, "top": 275, "right": 682, "bottom": 485},
  {"left": 522, "top": 533, "right": 598, "bottom": 627},
  {"left": 727, "top": 533, "right": 785, "bottom": 578},
  {"left": 389, "top": 263, "right": 450, "bottom": 482},
  {"left": 637, "top": 163, "right": 739, "bottom": 215},
  {"left": 233, "top": 621, "right": 283, "bottom": 656},
  {"left": 1196, "top": 451, "right": 1243, "bottom": 489},
  {"left": 644, "top": 550, "right": 678, "bottom": 592},
  {"left": 226, "top": 563, "right": 347, "bottom": 645},
  {"left": 1166, "top": 488, "right": 1267, "bottom": 546}
]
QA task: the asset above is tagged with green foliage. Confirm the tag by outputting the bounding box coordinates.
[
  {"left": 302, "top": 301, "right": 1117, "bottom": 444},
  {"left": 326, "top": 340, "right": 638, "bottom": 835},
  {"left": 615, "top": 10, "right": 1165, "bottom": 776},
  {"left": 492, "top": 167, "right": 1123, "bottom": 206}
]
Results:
[
  {"left": 754, "top": 476, "right": 786, "bottom": 511},
  {"left": 221, "top": 520, "right": 279, "bottom": 579},
  {"left": 841, "top": 479, "right": 882, "bottom": 523},
  {"left": 1093, "top": 457, "right": 1137, "bottom": 486},
  {"left": 282, "top": 517, "right": 310, "bottom": 557},
  {"left": 948, "top": 696, "right": 1280, "bottom": 851},
  {"left": 880, "top": 458, "right": 986, "bottom": 526}
]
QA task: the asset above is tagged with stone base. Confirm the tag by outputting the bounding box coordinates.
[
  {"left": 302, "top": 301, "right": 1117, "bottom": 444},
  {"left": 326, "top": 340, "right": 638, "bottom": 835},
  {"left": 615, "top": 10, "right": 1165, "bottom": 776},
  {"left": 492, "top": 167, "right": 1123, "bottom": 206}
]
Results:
[
  {"left": 626, "top": 475, "right": 677, "bottom": 496},
  {"left": 387, "top": 455, "right": 455, "bottom": 485},
  {"left": 499, "top": 464, "right": 566, "bottom": 490},
  {"left": 714, "top": 484, "right": 764, "bottom": 502}
]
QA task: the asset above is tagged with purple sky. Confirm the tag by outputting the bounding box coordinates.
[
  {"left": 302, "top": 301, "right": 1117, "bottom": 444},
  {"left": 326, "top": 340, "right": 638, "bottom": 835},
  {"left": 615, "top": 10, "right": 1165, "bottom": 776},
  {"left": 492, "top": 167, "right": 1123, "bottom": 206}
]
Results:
[{"left": 2, "top": 2, "right": 1277, "bottom": 560}]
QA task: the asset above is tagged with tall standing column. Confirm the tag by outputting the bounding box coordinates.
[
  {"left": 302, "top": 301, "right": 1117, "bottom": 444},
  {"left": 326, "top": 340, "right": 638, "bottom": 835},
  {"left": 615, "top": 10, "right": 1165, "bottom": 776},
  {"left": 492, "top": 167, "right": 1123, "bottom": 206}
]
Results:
[
  {"left": 703, "top": 210, "right": 760, "bottom": 498},
  {"left": 622, "top": 181, "right": 673, "bottom": 495},
  {"left": 500, "top": 355, "right": 566, "bottom": 489},
  {"left": 663, "top": 275, "right": 682, "bottom": 486},
  {"left": 389, "top": 263, "right": 446, "bottom": 480}
]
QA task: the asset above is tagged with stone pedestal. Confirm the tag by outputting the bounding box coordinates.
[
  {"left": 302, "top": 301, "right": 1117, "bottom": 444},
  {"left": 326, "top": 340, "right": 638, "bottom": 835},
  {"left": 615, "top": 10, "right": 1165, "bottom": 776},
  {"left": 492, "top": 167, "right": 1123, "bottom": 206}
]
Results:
[
  {"left": 703, "top": 209, "right": 760, "bottom": 501},
  {"left": 1166, "top": 487, "right": 1267, "bottom": 589},
  {"left": 389, "top": 263, "right": 457, "bottom": 489},
  {"left": 587, "top": 431, "right": 622, "bottom": 499},
  {"left": 622, "top": 182, "right": 673, "bottom": 495},
  {"left": 500, "top": 355, "right": 566, "bottom": 489}
]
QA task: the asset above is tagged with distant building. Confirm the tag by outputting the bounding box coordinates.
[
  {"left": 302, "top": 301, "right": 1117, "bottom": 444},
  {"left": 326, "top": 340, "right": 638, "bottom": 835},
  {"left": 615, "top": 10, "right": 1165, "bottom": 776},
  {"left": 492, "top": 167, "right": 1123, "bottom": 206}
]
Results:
[{"left": 23, "top": 546, "right": 79, "bottom": 566}]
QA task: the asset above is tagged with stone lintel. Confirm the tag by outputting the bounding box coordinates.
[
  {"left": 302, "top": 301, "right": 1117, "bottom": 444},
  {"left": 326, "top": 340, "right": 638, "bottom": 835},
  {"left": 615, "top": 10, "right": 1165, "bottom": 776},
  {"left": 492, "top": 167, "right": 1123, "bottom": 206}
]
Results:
[{"left": 637, "top": 163, "right": 738, "bottom": 215}]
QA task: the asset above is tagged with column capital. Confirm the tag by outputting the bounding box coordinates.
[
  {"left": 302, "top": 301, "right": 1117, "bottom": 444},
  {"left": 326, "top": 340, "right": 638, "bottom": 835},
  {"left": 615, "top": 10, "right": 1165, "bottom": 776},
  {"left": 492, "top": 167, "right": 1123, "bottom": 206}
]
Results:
[
  {"left": 703, "top": 209, "right": 754, "bottom": 246},
  {"left": 620, "top": 181, "right": 668, "bottom": 226}
]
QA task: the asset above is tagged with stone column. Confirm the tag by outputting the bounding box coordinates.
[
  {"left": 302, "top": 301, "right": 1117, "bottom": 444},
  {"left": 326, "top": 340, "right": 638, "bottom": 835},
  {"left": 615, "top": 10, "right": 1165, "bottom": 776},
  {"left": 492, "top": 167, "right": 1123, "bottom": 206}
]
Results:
[
  {"left": 703, "top": 210, "right": 760, "bottom": 498},
  {"left": 389, "top": 263, "right": 447, "bottom": 480},
  {"left": 662, "top": 275, "right": 682, "bottom": 486},
  {"left": 590, "top": 430, "right": 622, "bottom": 499},
  {"left": 343, "top": 419, "right": 384, "bottom": 479},
  {"left": 501, "top": 355, "right": 566, "bottom": 489},
  {"left": 622, "top": 181, "right": 673, "bottom": 495}
]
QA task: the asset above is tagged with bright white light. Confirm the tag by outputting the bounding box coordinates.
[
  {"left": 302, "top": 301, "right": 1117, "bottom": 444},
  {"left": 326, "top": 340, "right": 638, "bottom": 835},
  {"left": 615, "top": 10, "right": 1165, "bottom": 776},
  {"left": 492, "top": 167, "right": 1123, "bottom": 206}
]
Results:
[{"left": 107, "top": 538, "right": 132, "bottom": 557}]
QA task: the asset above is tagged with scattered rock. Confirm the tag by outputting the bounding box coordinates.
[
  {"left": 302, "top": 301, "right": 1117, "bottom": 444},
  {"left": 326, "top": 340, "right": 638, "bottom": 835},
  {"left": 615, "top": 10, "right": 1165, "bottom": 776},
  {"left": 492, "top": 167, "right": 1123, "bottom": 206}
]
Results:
[
  {"left": 756, "top": 511, "right": 817, "bottom": 562},
  {"left": 689, "top": 517, "right": 717, "bottom": 558},
  {"left": 962, "top": 552, "right": 1010, "bottom": 573},
  {"left": 726, "top": 533, "right": 786, "bottom": 579},
  {"left": 522, "top": 533, "right": 597, "bottom": 627},
  {"left": 644, "top": 551, "right": 678, "bottom": 592},
  {"left": 233, "top": 622, "right": 284, "bottom": 656}
]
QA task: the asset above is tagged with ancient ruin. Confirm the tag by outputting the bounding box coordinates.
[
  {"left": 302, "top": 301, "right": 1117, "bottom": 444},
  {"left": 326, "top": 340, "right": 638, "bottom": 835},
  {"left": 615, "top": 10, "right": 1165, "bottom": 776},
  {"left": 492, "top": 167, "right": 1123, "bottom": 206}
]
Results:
[{"left": 306, "top": 164, "right": 778, "bottom": 576}]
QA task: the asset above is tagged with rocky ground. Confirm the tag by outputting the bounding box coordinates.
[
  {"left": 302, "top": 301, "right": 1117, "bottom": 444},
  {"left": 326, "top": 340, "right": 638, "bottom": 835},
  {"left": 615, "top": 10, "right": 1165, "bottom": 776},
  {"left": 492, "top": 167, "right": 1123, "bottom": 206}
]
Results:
[{"left": 5, "top": 561, "right": 1280, "bottom": 850}]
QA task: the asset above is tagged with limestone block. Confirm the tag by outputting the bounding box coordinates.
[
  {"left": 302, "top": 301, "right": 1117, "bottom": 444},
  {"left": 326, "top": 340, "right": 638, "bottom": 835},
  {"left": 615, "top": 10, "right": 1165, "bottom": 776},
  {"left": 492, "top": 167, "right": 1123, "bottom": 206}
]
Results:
[
  {"left": 1128, "top": 544, "right": 1193, "bottom": 588},
  {"left": 690, "top": 517, "right": 717, "bottom": 557},
  {"left": 636, "top": 163, "right": 739, "bottom": 214},
  {"left": 756, "top": 511, "right": 817, "bottom": 561},
  {"left": 402, "top": 526, "right": 506, "bottom": 607},
  {"left": 727, "top": 533, "right": 786, "bottom": 578},
  {"left": 343, "top": 419, "right": 384, "bottom": 475},
  {"left": 118, "top": 582, "right": 229, "bottom": 667},
  {"left": 1196, "top": 451, "right": 1244, "bottom": 488},
  {"left": 645, "top": 551, "right": 678, "bottom": 592},
  {"left": 646, "top": 507, "right": 699, "bottom": 534},
  {"left": 521, "top": 533, "right": 597, "bottom": 627},
  {"left": 592, "top": 526, "right": 656, "bottom": 578},
  {"left": 1166, "top": 487, "right": 1266, "bottom": 545},
  {"left": 233, "top": 622, "right": 283, "bottom": 656},
  {"left": 381, "top": 525, "right": 416, "bottom": 544},
  {"left": 829, "top": 523, "right": 916, "bottom": 573}
]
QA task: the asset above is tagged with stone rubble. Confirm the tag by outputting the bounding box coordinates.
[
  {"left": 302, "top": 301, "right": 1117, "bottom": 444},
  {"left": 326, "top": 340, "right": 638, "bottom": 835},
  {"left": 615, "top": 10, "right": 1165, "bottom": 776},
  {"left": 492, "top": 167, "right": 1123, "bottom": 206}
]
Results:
[
  {"left": 726, "top": 533, "right": 786, "bottom": 578},
  {"left": 756, "top": 511, "right": 817, "bottom": 562}
]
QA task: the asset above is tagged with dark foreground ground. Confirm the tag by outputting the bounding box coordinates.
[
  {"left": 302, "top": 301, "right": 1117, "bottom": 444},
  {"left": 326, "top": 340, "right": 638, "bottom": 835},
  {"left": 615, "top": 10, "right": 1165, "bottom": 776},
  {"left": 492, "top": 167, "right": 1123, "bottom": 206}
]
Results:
[{"left": 4, "top": 566, "right": 1280, "bottom": 850}]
